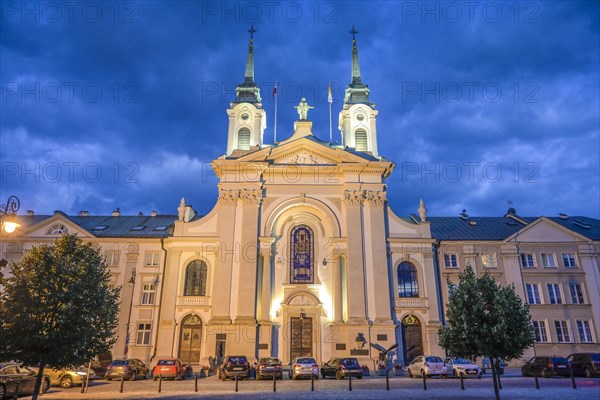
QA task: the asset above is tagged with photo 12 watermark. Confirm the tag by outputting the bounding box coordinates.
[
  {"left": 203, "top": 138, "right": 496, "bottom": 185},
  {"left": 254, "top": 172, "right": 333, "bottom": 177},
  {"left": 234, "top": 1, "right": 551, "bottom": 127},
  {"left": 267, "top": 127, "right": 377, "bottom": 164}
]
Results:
[{"left": 1, "top": 1, "right": 140, "bottom": 24}]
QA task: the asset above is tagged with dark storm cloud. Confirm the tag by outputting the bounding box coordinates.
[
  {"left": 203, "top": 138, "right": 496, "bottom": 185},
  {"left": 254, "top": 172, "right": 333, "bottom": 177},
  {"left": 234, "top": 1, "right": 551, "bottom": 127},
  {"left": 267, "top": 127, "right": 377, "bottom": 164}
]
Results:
[{"left": 1, "top": 0, "right": 598, "bottom": 218}]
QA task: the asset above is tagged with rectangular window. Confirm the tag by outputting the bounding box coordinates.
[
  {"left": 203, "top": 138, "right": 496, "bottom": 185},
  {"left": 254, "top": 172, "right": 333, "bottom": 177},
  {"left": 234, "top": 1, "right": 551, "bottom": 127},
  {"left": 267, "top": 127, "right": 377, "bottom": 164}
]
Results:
[
  {"left": 555, "top": 320, "right": 571, "bottom": 343},
  {"left": 569, "top": 283, "right": 584, "bottom": 304},
  {"left": 215, "top": 333, "right": 227, "bottom": 362},
  {"left": 481, "top": 253, "right": 497, "bottom": 268},
  {"left": 526, "top": 283, "right": 541, "bottom": 304},
  {"left": 105, "top": 250, "right": 118, "bottom": 267},
  {"left": 547, "top": 284, "right": 563, "bottom": 304},
  {"left": 447, "top": 282, "right": 456, "bottom": 299},
  {"left": 145, "top": 252, "right": 160, "bottom": 267},
  {"left": 541, "top": 253, "right": 556, "bottom": 268},
  {"left": 141, "top": 283, "right": 156, "bottom": 305},
  {"left": 444, "top": 254, "right": 458, "bottom": 268},
  {"left": 576, "top": 320, "right": 593, "bottom": 343},
  {"left": 520, "top": 253, "right": 535, "bottom": 268},
  {"left": 532, "top": 320, "right": 548, "bottom": 342},
  {"left": 136, "top": 323, "right": 151, "bottom": 345},
  {"left": 562, "top": 253, "right": 577, "bottom": 268}
]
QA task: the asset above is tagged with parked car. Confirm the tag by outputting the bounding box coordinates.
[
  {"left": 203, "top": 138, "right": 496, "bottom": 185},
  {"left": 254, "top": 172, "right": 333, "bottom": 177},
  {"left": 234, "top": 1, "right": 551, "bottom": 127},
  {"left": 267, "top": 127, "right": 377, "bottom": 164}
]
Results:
[
  {"left": 29, "top": 366, "right": 92, "bottom": 388},
  {"left": 152, "top": 358, "right": 186, "bottom": 381},
  {"left": 567, "top": 353, "right": 600, "bottom": 378},
  {"left": 443, "top": 358, "right": 482, "bottom": 379},
  {"left": 0, "top": 364, "right": 50, "bottom": 399},
  {"left": 105, "top": 359, "right": 149, "bottom": 381},
  {"left": 255, "top": 357, "right": 283, "bottom": 380},
  {"left": 290, "top": 357, "right": 319, "bottom": 380},
  {"left": 407, "top": 356, "right": 447, "bottom": 378},
  {"left": 321, "top": 357, "right": 363, "bottom": 380},
  {"left": 217, "top": 356, "right": 250, "bottom": 380},
  {"left": 90, "top": 352, "right": 112, "bottom": 378},
  {"left": 521, "top": 356, "right": 571, "bottom": 378},
  {"left": 478, "top": 357, "right": 505, "bottom": 375}
]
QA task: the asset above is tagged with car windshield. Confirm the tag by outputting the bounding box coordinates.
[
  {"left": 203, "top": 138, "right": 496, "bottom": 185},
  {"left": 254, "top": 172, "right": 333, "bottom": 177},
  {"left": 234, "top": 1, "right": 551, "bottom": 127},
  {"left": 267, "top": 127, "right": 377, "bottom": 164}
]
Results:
[
  {"left": 229, "top": 357, "right": 247, "bottom": 363},
  {"left": 453, "top": 358, "right": 471, "bottom": 364},
  {"left": 259, "top": 358, "right": 280, "bottom": 364},
  {"left": 426, "top": 357, "right": 443, "bottom": 363},
  {"left": 297, "top": 358, "right": 316, "bottom": 364},
  {"left": 341, "top": 359, "right": 359, "bottom": 366},
  {"left": 110, "top": 360, "right": 128, "bottom": 366},
  {"left": 157, "top": 360, "right": 176, "bottom": 366}
]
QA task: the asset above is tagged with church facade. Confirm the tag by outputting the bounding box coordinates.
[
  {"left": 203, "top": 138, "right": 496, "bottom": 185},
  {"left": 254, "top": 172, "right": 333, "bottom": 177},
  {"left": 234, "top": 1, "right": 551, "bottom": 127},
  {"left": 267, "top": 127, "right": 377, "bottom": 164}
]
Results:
[{"left": 2, "top": 31, "right": 599, "bottom": 369}]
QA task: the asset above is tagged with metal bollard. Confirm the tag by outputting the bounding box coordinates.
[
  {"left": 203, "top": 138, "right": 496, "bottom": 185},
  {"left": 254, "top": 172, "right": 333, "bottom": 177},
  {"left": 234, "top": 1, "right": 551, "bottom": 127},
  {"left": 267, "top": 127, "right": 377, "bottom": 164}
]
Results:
[
  {"left": 570, "top": 368, "right": 577, "bottom": 389},
  {"left": 386, "top": 369, "right": 390, "bottom": 391},
  {"left": 348, "top": 372, "right": 352, "bottom": 391},
  {"left": 311, "top": 372, "right": 314, "bottom": 391},
  {"left": 235, "top": 374, "right": 238, "bottom": 392},
  {"left": 158, "top": 375, "right": 162, "bottom": 393},
  {"left": 534, "top": 374, "right": 540, "bottom": 389},
  {"left": 119, "top": 373, "right": 124, "bottom": 393},
  {"left": 460, "top": 374, "right": 465, "bottom": 390},
  {"left": 273, "top": 373, "right": 276, "bottom": 392},
  {"left": 422, "top": 372, "right": 427, "bottom": 390},
  {"left": 498, "top": 372, "right": 502, "bottom": 390},
  {"left": 195, "top": 373, "right": 198, "bottom": 392}
]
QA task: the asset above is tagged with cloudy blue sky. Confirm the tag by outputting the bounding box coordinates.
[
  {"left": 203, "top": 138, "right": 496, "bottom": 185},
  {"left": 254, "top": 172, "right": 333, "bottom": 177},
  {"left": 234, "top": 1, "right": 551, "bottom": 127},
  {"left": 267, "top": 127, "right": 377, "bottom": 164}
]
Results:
[{"left": 1, "top": 0, "right": 599, "bottom": 218}]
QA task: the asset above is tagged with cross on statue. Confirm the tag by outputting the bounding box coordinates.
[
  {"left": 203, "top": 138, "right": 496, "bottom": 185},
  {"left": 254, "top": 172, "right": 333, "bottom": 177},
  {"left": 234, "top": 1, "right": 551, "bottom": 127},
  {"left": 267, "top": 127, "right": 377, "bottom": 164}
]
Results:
[
  {"left": 294, "top": 98, "right": 314, "bottom": 120},
  {"left": 350, "top": 25, "right": 358, "bottom": 41},
  {"left": 248, "top": 25, "right": 256, "bottom": 41}
]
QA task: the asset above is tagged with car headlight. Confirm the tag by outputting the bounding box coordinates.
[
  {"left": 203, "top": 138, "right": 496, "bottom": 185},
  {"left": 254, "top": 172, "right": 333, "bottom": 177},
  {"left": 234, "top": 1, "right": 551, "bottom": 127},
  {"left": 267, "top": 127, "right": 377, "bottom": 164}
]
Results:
[{"left": 76, "top": 372, "right": 87, "bottom": 376}]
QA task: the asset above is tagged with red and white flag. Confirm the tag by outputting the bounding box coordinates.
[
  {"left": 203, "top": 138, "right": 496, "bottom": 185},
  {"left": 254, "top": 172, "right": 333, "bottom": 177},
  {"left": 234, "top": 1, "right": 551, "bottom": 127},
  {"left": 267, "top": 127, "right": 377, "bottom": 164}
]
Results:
[{"left": 273, "top": 83, "right": 278, "bottom": 98}]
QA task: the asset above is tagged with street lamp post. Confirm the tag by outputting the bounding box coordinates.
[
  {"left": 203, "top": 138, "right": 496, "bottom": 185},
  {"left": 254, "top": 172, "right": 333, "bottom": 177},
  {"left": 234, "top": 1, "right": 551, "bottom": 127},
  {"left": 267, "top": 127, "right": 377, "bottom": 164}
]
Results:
[
  {"left": 123, "top": 268, "right": 137, "bottom": 358},
  {"left": 0, "top": 195, "right": 21, "bottom": 233}
]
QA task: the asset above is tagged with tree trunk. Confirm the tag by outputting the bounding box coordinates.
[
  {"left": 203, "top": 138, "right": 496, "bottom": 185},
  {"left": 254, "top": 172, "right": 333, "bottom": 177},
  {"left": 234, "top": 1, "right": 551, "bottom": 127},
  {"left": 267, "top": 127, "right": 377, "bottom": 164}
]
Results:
[
  {"left": 32, "top": 363, "right": 45, "bottom": 400},
  {"left": 491, "top": 358, "right": 500, "bottom": 400}
]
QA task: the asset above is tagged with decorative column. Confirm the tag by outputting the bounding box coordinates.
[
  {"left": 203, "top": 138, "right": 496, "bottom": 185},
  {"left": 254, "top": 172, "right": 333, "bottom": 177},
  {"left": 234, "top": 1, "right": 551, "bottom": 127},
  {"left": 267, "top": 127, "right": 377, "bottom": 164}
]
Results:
[
  {"left": 343, "top": 189, "right": 367, "bottom": 323},
  {"left": 333, "top": 254, "right": 344, "bottom": 323},
  {"left": 258, "top": 237, "right": 275, "bottom": 323},
  {"left": 156, "top": 249, "right": 181, "bottom": 358}
]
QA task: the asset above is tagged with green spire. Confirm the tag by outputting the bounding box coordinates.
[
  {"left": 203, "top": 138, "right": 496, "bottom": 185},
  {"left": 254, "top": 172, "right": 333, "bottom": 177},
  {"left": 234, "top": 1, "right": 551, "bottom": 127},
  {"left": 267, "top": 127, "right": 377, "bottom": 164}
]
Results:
[
  {"left": 343, "top": 25, "right": 373, "bottom": 107},
  {"left": 234, "top": 25, "right": 261, "bottom": 104},
  {"left": 244, "top": 25, "right": 256, "bottom": 83},
  {"left": 350, "top": 25, "right": 361, "bottom": 84}
]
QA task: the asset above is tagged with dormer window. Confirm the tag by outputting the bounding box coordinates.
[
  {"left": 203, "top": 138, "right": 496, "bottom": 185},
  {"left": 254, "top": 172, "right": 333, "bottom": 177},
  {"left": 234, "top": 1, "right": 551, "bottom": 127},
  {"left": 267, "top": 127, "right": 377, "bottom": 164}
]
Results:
[
  {"left": 46, "top": 224, "right": 68, "bottom": 235},
  {"left": 130, "top": 226, "right": 145, "bottom": 231}
]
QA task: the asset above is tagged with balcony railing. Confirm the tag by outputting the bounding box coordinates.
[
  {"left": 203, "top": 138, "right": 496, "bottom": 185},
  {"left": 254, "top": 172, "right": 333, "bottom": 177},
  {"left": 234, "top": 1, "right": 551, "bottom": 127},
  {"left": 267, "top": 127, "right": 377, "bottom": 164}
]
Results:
[
  {"left": 395, "top": 297, "right": 427, "bottom": 309},
  {"left": 176, "top": 296, "right": 210, "bottom": 306}
]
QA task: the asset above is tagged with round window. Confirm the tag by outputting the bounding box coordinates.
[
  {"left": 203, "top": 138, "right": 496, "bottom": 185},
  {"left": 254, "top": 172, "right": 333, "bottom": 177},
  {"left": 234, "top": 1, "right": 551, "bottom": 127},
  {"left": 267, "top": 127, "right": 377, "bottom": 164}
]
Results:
[
  {"left": 356, "top": 114, "right": 365, "bottom": 121},
  {"left": 241, "top": 113, "right": 249, "bottom": 120}
]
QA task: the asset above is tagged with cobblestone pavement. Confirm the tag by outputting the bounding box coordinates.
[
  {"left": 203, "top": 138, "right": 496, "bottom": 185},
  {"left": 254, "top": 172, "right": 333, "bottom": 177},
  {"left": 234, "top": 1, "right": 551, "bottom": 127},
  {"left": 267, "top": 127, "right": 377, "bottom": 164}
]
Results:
[{"left": 31, "top": 369, "right": 599, "bottom": 400}]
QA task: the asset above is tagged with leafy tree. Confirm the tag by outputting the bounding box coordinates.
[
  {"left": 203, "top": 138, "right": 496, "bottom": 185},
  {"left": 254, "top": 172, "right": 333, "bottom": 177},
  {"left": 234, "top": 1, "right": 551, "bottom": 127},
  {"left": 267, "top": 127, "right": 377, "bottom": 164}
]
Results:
[
  {"left": 0, "top": 234, "right": 120, "bottom": 399},
  {"left": 439, "top": 265, "right": 535, "bottom": 400}
]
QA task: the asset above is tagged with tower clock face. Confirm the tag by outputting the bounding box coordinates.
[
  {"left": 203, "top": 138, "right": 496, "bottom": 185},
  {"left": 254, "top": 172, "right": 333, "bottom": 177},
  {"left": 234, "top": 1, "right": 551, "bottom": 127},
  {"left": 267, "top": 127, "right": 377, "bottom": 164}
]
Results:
[
  {"left": 356, "top": 114, "right": 364, "bottom": 121},
  {"left": 241, "top": 113, "right": 249, "bottom": 120}
]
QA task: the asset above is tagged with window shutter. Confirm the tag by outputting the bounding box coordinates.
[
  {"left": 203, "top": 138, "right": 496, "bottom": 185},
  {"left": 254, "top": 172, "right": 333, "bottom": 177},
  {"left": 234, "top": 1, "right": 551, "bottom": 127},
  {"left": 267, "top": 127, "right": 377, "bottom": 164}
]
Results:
[
  {"left": 237, "top": 128, "right": 250, "bottom": 150},
  {"left": 355, "top": 129, "right": 367, "bottom": 151}
]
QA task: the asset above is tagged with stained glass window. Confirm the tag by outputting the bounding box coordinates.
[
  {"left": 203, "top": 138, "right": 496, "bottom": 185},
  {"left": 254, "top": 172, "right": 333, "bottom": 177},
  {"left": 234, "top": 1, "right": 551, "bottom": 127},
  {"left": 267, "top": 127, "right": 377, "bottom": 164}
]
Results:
[
  {"left": 398, "top": 262, "right": 419, "bottom": 298},
  {"left": 290, "top": 225, "right": 314, "bottom": 284},
  {"left": 184, "top": 260, "right": 207, "bottom": 296}
]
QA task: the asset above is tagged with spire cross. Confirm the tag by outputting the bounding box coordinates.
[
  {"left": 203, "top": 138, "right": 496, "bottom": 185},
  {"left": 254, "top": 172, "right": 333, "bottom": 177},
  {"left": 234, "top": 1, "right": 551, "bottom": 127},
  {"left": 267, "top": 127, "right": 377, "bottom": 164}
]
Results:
[
  {"left": 248, "top": 25, "right": 256, "bottom": 41},
  {"left": 349, "top": 25, "right": 358, "bottom": 41}
]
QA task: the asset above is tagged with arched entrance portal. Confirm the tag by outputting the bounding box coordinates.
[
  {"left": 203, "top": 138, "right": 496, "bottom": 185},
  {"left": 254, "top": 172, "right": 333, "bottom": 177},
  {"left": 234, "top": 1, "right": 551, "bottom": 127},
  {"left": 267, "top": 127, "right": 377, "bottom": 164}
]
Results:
[
  {"left": 178, "top": 314, "right": 202, "bottom": 364},
  {"left": 401, "top": 314, "right": 423, "bottom": 364}
]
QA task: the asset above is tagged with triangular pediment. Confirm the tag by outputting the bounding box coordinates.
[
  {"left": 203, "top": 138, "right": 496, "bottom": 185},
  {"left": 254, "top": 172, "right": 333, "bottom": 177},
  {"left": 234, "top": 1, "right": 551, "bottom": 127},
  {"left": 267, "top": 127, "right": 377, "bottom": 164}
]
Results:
[
  {"left": 19, "top": 214, "right": 95, "bottom": 239},
  {"left": 505, "top": 217, "right": 590, "bottom": 243}
]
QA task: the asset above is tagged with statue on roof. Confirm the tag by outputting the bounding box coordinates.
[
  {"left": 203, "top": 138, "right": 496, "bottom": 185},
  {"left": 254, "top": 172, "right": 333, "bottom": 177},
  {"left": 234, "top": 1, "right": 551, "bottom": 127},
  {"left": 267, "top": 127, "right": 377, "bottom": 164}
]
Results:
[{"left": 294, "top": 98, "right": 314, "bottom": 120}]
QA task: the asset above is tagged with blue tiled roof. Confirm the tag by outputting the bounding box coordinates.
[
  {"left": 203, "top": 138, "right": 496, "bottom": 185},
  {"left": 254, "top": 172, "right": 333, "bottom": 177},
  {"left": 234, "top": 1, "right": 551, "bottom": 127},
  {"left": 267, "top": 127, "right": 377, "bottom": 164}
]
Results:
[
  {"left": 428, "top": 216, "right": 599, "bottom": 241},
  {"left": 14, "top": 214, "right": 178, "bottom": 238}
]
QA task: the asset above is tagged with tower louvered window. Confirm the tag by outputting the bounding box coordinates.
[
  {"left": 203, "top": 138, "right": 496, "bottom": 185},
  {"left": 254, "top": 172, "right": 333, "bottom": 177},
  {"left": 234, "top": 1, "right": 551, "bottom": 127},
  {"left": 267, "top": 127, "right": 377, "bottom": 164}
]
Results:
[
  {"left": 237, "top": 128, "right": 250, "bottom": 150},
  {"left": 355, "top": 129, "right": 367, "bottom": 151}
]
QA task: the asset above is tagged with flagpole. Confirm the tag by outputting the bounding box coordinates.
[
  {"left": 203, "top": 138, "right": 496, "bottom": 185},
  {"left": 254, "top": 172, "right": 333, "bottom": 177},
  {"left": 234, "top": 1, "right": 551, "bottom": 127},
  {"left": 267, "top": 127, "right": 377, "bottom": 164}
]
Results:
[
  {"left": 328, "top": 82, "right": 333, "bottom": 144},
  {"left": 274, "top": 82, "right": 278, "bottom": 143}
]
